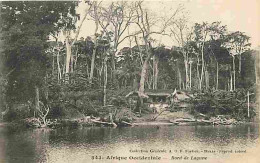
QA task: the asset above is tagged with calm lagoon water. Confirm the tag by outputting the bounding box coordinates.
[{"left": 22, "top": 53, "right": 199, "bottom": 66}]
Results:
[{"left": 0, "top": 124, "right": 259, "bottom": 163}]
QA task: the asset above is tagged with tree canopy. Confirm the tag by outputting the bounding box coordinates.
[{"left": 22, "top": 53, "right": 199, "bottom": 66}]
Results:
[{"left": 0, "top": 1, "right": 257, "bottom": 122}]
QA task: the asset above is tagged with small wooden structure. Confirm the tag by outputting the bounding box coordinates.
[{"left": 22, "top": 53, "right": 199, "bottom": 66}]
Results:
[
  {"left": 125, "top": 89, "right": 177, "bottom": 112},
  {"left": 125, "top": 89, "right": 194, "bottom": 112},
  {"left": 125, "top": 89, "right": 176, "bottom": 102},
  {"left": 145, "top": 90, "right": 172, "bottom": 103}
]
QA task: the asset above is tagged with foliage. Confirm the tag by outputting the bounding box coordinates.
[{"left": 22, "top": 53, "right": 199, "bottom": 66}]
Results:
[
  {"left": 1, "top": 1, "right": 77, "bottom": 102},
  {"left": 4, "top": 103, "right": 32, "bottom": 121},
  {"left": 190, "top": 88, "right": 256, "bottom": 120},
  {"left": 0, "top": 1, "right": 257, "bottom": 122}
]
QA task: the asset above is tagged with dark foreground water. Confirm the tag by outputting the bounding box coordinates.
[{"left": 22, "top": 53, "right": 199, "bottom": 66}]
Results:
[{"left": 0, "top": 124, "right": 259, "bottom": 163}]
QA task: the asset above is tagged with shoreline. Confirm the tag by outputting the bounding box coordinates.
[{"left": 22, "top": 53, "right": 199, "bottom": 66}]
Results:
[
  {"left": 132, "top": 122, "right": 175, "bottom": 126},
  {"left": 0, "top": 120, "right": 258, "bottom": 129},
  {"left": 132, "top": 121, "right": 258, "bottom": 126}
]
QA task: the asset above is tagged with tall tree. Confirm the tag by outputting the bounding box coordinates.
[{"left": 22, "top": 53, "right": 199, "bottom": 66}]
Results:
[
  {"left": 61, "top": 2, "right": 93, "bottom": 82},
  {"left": 223, "top": 32, "right": 250, "bottom": 90},
  {"left": 193, "top": 22, "right": 226, "bottom": 90},
  {"left": 1, "top": 1, "right": 77, "bottom": 122},
  {"left": 132, "top": 1, "right": 182, "bottom": 112},
  {"left": 169, "top": 15, "right": 193, "bottom": 89},
  {"left": 99, "top": 2, "right": 135, "bottom": 76}
]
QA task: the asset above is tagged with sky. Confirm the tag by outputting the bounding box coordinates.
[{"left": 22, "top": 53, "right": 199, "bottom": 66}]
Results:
[
  {"left": 185, "top": 0, "right": 259, "bottom": 48},
  {"left": 74, "top": 0, "right": 259, "bottom": 49}
]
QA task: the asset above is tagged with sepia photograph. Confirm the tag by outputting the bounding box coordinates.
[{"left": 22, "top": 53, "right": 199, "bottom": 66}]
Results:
[{"left": 0, "top": 0, "right": 259, "bottom": 162}]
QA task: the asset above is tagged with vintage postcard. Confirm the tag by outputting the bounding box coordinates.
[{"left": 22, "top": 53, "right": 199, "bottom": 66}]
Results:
[{"left": 0, "top": 0, "right": 259, "bottom": 162}]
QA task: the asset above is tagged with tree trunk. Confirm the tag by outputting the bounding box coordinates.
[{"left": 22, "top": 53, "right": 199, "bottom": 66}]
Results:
[
  {"left": 65, "top": 37, "right": 71, "bottom": 74},
  {"left": 216, "top": 61, "right": 219, "bottom": 90},
  {"left": 35, "top": 86, "right": 40, "bottom": 117},
  {"left": 154, "top": 60, "right": 158, "bottom": 89},
  {"left": 230, "top": 66, "right": 233, "bottom": 91},
  {"left": 112, "top": 25, "right": 119, "bottom": 73},
  {"left": 133, "top": 77, "right": 138, "bottom": 90},
  {"left": 247, "top": 91, "right": 250, "bottom": 118},
  {"left": 111, "top": 50, "right": 116, "bottom": 73},
  {"left": 256, "top": 51, "right": 259, "bottom": 84},
  {"left": 227, "top": 78, "right": 230, "bottom": 91},
  {"left": 110, "top": 38, "right": 117, "bottom": 86},
  {"left": 239, "top": 54, "right": 242, "bottom": 74},
  {"left": 135, "top": 36, "right": 144, "bottom": 65},
  {"left": 189, "top": 62, "right": 192, "bottom": 89},
  {"left": 57, "top": 49, "right": 61, "bottom": 83},
  {"left": 74, "top": 46, "right": 79, "bottom": 70},
  {"left": 98, "top": 59, "right": 104, "bottom": 87},
  {"left": 111, "top": 27, "right": 118, "bottom": 77},
  {"left": 199, "top": 32, "right": 207, "bottom": 91},
  {"left": 103, "top": 55, "right": 108, "bottom": 106},
  {"left": 152, "top": 55, "right": 155, "bottom": 89},
  {"left": 177, "top": 64, "right": 182, "bottom": 90},
  {"left": 70, "top": 51, "right": 74, "bottom": 73},
  {"left": 233, "top": 56, "right": 236, "bottom": 90},
  {"left": 205, "top": 69, "right": 209, "bottom": 89},
  {"left": 90, "top": 35, "right": 98, "bottom": 83},
  {"left": 65, "top": 36, "right": 72, "bottom": 82},
  {"left": 139, "top": 50, "right": 152, "bottom": 94},
  {"left": 147, "top": 77, "right": 152, "bottom": 89},
  {"left": 199, "top": 52, "right": 204, "bottom": 90},
  {"left": 153, "top": 55, "right": 159, "bottom": 89},
  {"left": 196, "top": 57, "right": 200, "bottom": 90},
  {"left": 63, "top": 57, "right": 66, "bottom": 75},
  {"left": 52, "top": 51, "right": 55, "bottom": 76},
  {"left": 90, "top": 5, "right": 99, "bottom": 83},
  {"left": 111, "top": 50, "right": 116, "bottom": 83},
  {"left": 184, "top": 58, "right": 189, "bottom": 89}
]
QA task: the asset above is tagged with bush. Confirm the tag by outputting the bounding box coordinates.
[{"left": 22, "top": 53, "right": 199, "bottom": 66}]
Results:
[
  {"left": 4, "top": 103, "right": 32, "bottom": 122},
  {"left": 189, "top": 88, "right": 256, "bottom": 120}
]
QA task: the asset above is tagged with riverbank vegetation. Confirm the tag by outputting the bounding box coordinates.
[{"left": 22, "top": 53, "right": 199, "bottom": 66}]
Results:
[{"left": 0, "top": 1, "right": 259, "bottom": 127}]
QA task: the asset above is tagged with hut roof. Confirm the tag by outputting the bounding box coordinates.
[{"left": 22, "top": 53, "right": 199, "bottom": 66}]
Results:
[
  {"left": 125, "top": 91, "right": 149, "bottom": 98},
  {"left": 145, "top": 89, "right": 175, "bottom": 97},
  {"left": 125, "top": 89, "right": 177, "bottom": 98}
]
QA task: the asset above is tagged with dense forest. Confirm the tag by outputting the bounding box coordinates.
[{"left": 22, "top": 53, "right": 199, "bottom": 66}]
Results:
[{"left": 0, "top": 1, "right": 259, "bottom": 127}]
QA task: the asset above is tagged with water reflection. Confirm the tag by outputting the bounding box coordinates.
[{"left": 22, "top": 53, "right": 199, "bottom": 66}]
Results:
[
  {"left": 0, "top": 127, "right": 51, "bottom": 163},
  {"left": 0, "top": 124, "right": 258, "bottom": 163}
]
